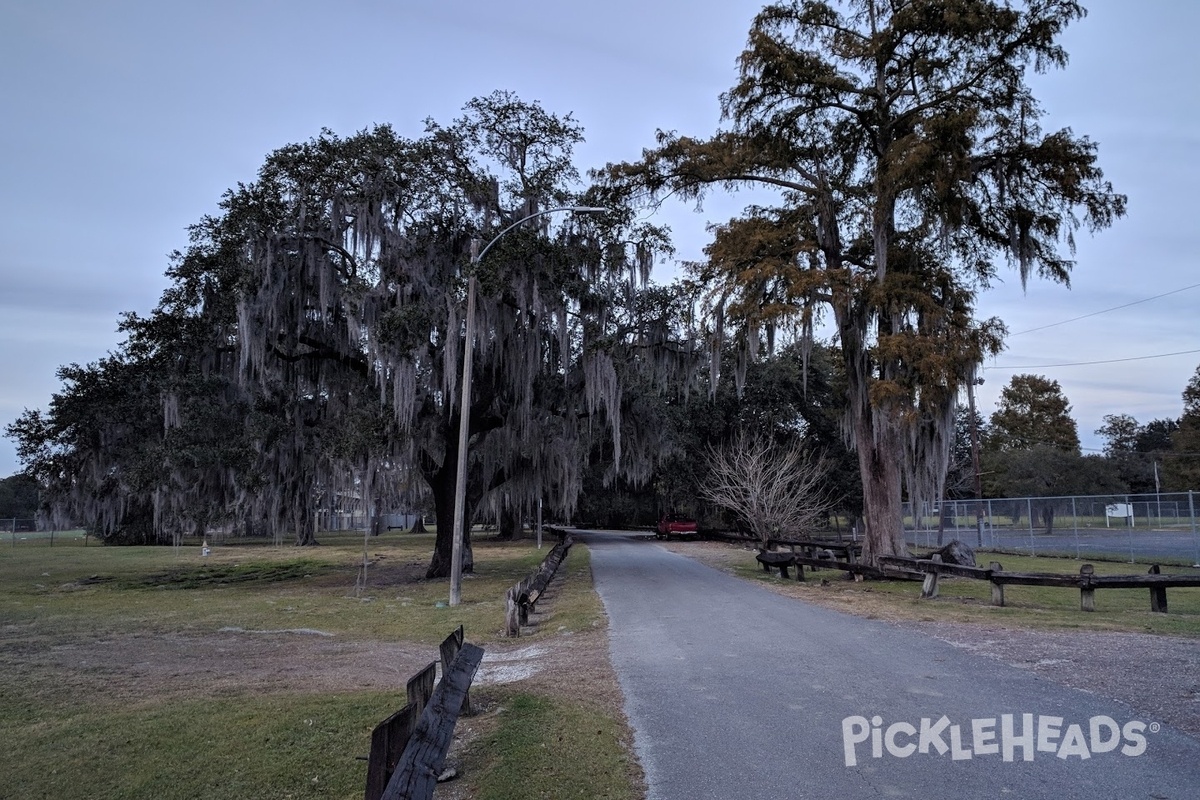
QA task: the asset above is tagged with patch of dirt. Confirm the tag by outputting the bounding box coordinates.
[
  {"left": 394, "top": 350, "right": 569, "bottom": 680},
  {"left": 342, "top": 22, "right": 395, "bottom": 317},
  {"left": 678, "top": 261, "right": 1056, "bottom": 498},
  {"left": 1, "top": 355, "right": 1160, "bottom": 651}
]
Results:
[
  {"left": 665, "top": 539, "right": 1200, "bottom": 739},
  {"left": 0, "top": 629, "right": 435, "bottom": 701},
  {"left": 435, "top": 625, "right": 637, "bottom": 800}
]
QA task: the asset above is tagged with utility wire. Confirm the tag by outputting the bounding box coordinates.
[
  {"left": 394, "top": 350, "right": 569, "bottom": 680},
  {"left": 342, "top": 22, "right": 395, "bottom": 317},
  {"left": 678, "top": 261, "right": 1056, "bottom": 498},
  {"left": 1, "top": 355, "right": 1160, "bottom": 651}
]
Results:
[
  {"left": 1009, "top": 282, "right": 1200, "bottom": 336},
  {"left": 987, "top": 348, "right": 1200, "bottom": 370}
]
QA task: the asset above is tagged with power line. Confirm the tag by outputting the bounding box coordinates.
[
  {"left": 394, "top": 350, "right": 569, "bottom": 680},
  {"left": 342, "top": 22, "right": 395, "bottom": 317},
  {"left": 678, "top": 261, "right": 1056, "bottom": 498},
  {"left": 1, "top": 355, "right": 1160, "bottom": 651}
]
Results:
[
  {"left": 987, "top": 348, "right": 1200, "bottom": 370},
  {"left": 1009, "top": 282, "right": 1200, "bottom": 336}
]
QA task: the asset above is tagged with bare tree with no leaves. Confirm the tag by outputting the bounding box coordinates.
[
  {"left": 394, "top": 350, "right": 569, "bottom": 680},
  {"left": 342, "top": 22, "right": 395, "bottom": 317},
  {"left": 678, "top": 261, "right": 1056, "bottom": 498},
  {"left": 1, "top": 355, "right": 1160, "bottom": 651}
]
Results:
[{"left": 701, "top": 432, "right": 835, "bottom": 550}]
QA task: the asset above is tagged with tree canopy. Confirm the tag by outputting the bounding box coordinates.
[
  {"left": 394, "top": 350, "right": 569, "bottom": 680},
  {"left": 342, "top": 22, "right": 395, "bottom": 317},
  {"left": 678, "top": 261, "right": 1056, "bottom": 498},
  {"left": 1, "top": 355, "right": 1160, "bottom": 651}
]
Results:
[
  {"left": 1094, "top": 412, "right": 1183, "bottom": 493},
  {"left": 602, "top": 0, "right": 1124, "bottom": 563},
  {"left": 1167, "top": 363, "right": 1200, "bottom": 490},
  {"left": 986, "top": 373, "right": 1080, "bottom": 453},
  {"left": 0, "top": 473, "right": 39, "bottom": 519},
  {"left": 7, "top": 93, "right": 698, "bottom": 574}
]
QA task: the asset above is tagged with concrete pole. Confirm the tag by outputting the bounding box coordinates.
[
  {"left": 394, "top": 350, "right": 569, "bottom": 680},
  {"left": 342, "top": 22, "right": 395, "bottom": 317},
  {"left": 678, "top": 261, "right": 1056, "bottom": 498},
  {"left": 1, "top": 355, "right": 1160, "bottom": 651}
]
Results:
[
  {"left": 967, "top": 377, "right": 985, "bottom": 547},
  {"left": 449, "top": 272, "right": 478, "bottom": 607}
]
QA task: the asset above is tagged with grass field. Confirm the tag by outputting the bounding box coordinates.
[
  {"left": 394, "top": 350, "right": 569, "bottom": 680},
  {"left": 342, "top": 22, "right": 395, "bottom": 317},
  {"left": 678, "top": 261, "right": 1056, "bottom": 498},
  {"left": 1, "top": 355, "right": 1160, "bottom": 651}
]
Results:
[
  {"left": 0, "top": 530, "right": 638, "bottom": 800},
  {"left": 8, "top": 530, "right": 1197, "bottom": 798}
]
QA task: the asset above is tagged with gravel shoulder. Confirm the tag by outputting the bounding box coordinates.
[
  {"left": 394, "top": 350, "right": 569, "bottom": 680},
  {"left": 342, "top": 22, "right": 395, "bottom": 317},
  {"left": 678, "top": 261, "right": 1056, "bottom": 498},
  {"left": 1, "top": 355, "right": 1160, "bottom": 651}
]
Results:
[{"left": 665, "top": 539, "right": 1200, "bottom": 739}]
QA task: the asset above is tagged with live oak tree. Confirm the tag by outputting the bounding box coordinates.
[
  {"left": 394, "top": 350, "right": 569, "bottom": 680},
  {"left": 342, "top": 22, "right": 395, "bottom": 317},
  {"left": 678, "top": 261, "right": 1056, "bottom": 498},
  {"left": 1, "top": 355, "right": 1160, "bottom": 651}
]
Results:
[
  {"left": 8, "top": 93, "right": 692, "bottom": 569},
  {"left": 603, "top": 0, "right": 1124, "bottom": 563},
  {"left": 206, "top": 93, "right": 685, "bottom": 571},
  {"left": 6, "top": 303, "right": 252, "bottom": 544},
  {"left": 986, "top": 373, "right": 1080, "bottom": 453},
  {"left": 0, "top": 473, "right": 39, "bottom": 519}
]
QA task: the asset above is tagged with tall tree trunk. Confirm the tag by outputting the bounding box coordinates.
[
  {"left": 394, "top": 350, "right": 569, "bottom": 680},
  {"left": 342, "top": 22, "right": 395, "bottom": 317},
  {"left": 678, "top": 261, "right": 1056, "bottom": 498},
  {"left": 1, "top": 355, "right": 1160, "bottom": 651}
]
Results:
[
  {"left": 425, "top": 441, "right": 474, "bottom": 579},
  {"left": 1041, "top": 504, "right": 1055, "bottom": 535},
  {"left": 370, "top": 498, "right": 383, "bottom": 537},
  {"left": 839, "top": 294, "right": 909, "bottom": 567},
  {"left": 294, "top": 513, "right": 318, "bottom": 546},
  {"left": 294, "top": 486, "right": 318, "bottom": 546},
  {"left": 496, "top": 502, "right": 521, "bottom": 541},
  {"left": 856, "top": 417, "right": 908, "bottom": 566}
]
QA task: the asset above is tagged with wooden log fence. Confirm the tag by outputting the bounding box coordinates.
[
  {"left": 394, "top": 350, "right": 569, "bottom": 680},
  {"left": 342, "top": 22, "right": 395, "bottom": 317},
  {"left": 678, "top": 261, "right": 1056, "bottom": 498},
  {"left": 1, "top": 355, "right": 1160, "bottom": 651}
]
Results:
[
  {"left": 709, "top": 529, "right": 864, "bottom": 562},
  {"left": 364, "top": 626, "right": 483, "bottom": 800},
  {"left": 381, "top": 643, "right": 484, "bottom": 800},
  {"left": 906, "top": 557, "right": 1200, "bottom": 613},
  {"left": 753, "top": 548, "right": 924, "bottom": 582},
  {"left": 747, "top": 542, "right": 1200, "bottom": 611},
  {"left": 504, "top": 534, "right": 574, "bottom": 637}
]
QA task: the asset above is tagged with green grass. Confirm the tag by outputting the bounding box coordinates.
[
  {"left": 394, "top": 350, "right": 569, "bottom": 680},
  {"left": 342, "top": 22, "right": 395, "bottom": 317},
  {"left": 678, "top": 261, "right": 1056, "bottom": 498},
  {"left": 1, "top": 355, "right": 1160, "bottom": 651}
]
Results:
[
  {"left": 728, "top": 549, "right": 1200, "bottom": 637},
  {"left": 0, "top": 531, "right": 560, "bottom": 644},
  {"left": 468, "top": 693, "right": 637, "bottom": 800},
  {"left": 0, "top": 531, "right": 634, "bottom": 799},
  {"left": 0, "top": 680, "right": 391, "bottom": 799}
]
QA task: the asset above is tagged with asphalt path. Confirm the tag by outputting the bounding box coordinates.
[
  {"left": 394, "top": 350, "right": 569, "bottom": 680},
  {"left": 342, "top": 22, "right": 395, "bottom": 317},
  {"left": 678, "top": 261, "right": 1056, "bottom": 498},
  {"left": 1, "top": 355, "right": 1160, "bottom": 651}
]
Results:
[{"left": 578, "top": 529, "right": 1200, "bottom": 800}]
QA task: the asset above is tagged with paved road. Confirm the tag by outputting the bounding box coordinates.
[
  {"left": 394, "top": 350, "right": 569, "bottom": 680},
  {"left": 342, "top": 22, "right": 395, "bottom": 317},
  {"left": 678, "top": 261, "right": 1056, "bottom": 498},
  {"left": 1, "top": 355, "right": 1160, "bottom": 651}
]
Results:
[{"left": 579, "top": 529, "right": 1200, "bottom": 800}]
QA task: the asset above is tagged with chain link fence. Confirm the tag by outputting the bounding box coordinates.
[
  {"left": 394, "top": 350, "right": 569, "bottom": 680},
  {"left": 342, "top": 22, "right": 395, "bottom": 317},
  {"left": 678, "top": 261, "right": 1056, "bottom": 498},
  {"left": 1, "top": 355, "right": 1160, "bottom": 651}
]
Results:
[
  {"left": 2, "top": 512, "right": 425, "bottom": 546},
  {"left": 903, "top": 491, "right": 1200, "bottom": 565},
  {"left": 2, "top": 520, "right": 90, "bottom": 546}
]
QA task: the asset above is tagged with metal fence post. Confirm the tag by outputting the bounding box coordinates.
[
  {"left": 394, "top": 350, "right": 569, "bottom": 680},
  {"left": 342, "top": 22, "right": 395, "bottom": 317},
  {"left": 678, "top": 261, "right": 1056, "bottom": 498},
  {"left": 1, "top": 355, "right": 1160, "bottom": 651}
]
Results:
[
  {"left": 987, "top": 499, "right": 994, "bottom": 548},
  {"left": 1071, "top": 497, "right": 1080, "bottom": 560},
  {"left": 1190, "top": 491, "right": 1199, "bottom": 568},
  {"left": 1027, "top": 498, "right": 1035, "bottom": 556}
]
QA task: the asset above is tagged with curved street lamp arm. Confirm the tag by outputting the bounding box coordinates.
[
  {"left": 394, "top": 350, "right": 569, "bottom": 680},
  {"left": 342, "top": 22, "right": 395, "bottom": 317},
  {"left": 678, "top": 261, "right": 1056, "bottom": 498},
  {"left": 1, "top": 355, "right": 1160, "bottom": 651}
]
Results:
[{"left": 473, "top": 205, "right": 608, "bottom": 264}]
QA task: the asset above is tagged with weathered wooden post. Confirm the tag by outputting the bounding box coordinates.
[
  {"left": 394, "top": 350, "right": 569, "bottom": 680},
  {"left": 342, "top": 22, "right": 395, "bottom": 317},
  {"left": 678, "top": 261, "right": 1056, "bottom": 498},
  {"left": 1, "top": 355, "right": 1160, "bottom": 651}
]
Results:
[
  {"left": 1148, "top": 564, "right": 1168, "bottom": 613},
  {"left": 439, "top": 626, "right": 471, "bottom": 716},
  {"left": 364, "top": 661, "right": 437, "bottom": 800},
  {"left": 988, "top": 562, "right": 1005, "bottom": 607},
  {"left": 920, "top": 554, "right": 942, "bottom": 599},
  {"left": 504, "top": 586, "right": 521, "bottom": 637},
  {"left": 1079, "top": 564, "right": 1096, "bottom": 612}
]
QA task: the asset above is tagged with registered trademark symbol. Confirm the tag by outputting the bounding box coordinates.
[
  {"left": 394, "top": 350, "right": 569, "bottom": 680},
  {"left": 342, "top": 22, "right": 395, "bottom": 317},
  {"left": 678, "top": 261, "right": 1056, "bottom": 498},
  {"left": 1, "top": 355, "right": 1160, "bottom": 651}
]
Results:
[{"left": 1149, "top": 722, "right": 1161, "bottom": 734}]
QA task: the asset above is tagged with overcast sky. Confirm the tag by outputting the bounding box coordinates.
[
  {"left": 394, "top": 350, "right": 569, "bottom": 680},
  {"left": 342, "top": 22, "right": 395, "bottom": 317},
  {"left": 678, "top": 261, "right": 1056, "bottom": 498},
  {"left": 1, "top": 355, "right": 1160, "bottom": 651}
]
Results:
[{"left": 2, "top": 0, "right": 1198, "bottom": 478}]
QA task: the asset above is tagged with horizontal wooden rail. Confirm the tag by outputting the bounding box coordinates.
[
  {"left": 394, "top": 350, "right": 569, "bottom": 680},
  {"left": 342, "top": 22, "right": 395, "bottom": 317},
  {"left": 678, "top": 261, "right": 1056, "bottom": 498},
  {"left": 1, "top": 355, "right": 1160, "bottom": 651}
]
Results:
[
  {"left": 913, "top": 558, "right": 1200, "bottom": 613},
  {"left": 754, "top": 550, "right": 923, "bottom": 582}
]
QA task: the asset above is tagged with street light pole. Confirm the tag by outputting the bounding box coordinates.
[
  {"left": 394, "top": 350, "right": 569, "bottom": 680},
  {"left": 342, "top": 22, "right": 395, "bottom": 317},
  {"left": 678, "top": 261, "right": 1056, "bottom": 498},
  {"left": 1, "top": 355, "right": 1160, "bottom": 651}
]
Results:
[
  {"left": 967, "top": 376, "right": 985, "bottom": 547},
  {"left": 448, "top": 205, "right": 607, "bottom": 606}
]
